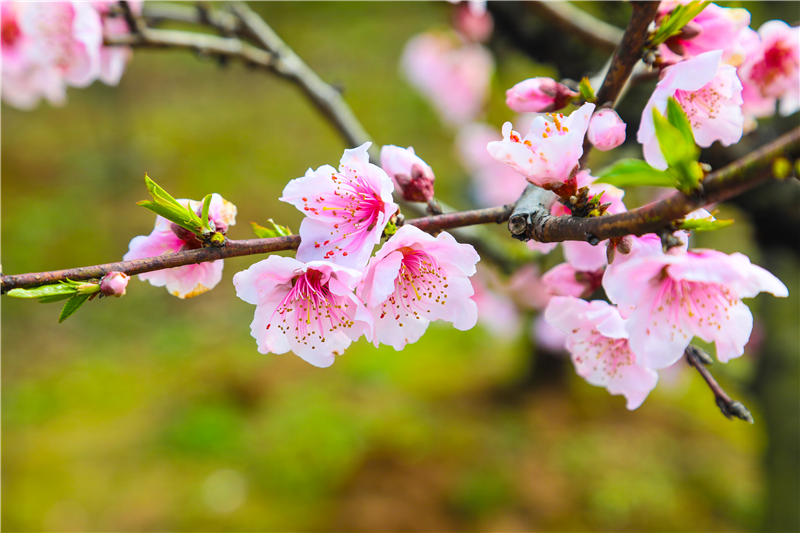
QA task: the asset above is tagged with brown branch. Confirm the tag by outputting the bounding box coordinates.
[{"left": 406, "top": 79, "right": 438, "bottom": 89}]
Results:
[
  {"left": 1, "top": 206, "right": 514, "bottom": 293},
  {"left": 685, "top": 346, "right": 754, "bottom": 423},
  {"left": 512, "top": 127, "right": 800, "bottom": 244},
  {"left": 594, "top": 1, "right": 659, "bottom": 107},
  {"left": 580, "top": 1, "right": 660, "bottom": 164},
  {"left": 528, "top": 1, "right": 623, "bottom": 53}
]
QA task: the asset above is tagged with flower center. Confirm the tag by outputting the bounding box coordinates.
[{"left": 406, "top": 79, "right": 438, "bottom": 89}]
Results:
[
  {"left": 1, "top": 16, "right": 20, "bottom": 48},
  {"left": 751, "top": 41, "right": 796, "bottom": 90},
  {"left": 270, "top": 269, "right": 354, "bottom": 349},
  {"left": 583, "top": 333, "right": 633, "bottom": 377},
  {"left": 379, "top": 248, "right": 449, "bottom": 324},
  {"left": 674, "top": 82, "right": 723, "bottom": 125},
  {"left": 304, "top": 170, "right": 385, "bottom": 260}
]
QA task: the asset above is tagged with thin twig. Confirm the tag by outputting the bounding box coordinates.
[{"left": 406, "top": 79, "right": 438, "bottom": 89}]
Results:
[
  {"left": 685, "top": 346, "right": 754, "bottom": 423},
  {"left": 142, "top": 2, "right": 239, "bottom": 35},
  {"left": 1, "top": 205, "right": 514, "bottom": 292},
  {"left": 528, "top": 1, "right": 623, "bottom": 53}
]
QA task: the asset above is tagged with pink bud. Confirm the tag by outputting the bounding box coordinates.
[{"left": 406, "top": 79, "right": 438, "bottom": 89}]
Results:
[
  {"left": 100, "top": 271, "right": 130, "bottom": 297},
  {"left": 587, "top": 108, "right": 626, "bottom": 151},
  {"left": 505, "top": 78, "right": 579, "bottom": 113},
  {"left": 380, "top": 145, "right": 436, "bottom": 203}
]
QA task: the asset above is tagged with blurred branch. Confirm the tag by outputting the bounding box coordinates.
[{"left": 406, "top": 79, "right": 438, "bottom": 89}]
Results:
[
  {"left": 527, "top": 1, "right": 623, "bottom": 53},
  {"left": 142, "top": 2, "right": 239, "bottom": 34},
  {"left": 0, "top": 206, "right": 514, "bottom": 292},
  {"left": 686, "top": 346, "right": 754, "bottom": 423},
  {"left": 510, "top": 127, "right": 800, "bottom": 243}
]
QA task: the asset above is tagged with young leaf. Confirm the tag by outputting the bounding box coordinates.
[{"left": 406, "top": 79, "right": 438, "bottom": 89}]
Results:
[
  {"left": 666, "top": 97, "right": 694, "bottom": 148},
  {"left": 7, "top": 284, "right": 77, "bottom": 299},
  {"left": 653, "top": 106, "right": 697, "bottom": 168},
  {"left": 59, "top": 293, "right": 91, "bottom": 323},
  {"left": 37, "top": 293, "right": 77, "bottom": 304},
  {"left": 201, "top": 194, "right": 213, "bottom": 229},
  {"left": 144, "top": 173, "right": 183, "bottom": 208},
  {"left": 137, "top": 200, "right": 197, "bottom": 233},
  {"left": 595, "top": 159, "right": 678, "bottom": 188},
  {"left": 579, "top": 77, "right": 596, "bottom": 103},
  {"left": 251, "top": 219, "right": 293, "bottom": 239},
  {"left": 650, "top": 1, "right": 710, "bottom": 47},
  {"left": 677, "top": 217, "right": 734, "bottom": 232}
]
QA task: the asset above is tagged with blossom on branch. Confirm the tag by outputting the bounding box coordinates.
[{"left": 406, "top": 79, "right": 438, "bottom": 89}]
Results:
[
  {"left": 657, "top": 2, "right": 752, "bottom": 66},
  {"left": 380, "top": 145, "right": 435, "bottom": 203},
  {"left": 486, "top": 102, "right": 595, "bottom": 191},
  {"left": 233, "top": 256, "right": 372, "bottom": 367},
  {"left": 1, "top": 1, "right": 103, "bottom": 109},
  {"left": 505, "top": 77, "right": 579, "bottom": 114},
  {"left": 123, "top": 194, "right": 237, "bottom": 299},
  {"left": 545, "top": 297, "right": 659, "bottom": 410},
  {"left": 281, "top": 142, "right": 397, "bottom": 270},
  {"left": 99, "top": 271, "right": 130, "bottom": 297},
  {"left": 738, "top": 20, "right": 800, "bottom": 122},
  {"left": 603, "top": 248, "right": 788, "bottom": 369},
  {"left": 638, "top": 50, "right": 744, "bottom": 170},
  {"left": 357, "top": 225, "right": 479, "bottom": 351}
]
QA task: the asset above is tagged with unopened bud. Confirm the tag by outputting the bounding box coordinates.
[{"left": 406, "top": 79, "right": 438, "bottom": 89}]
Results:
[
  {"left": 587, "top": 109, "right": 626, "bottom": 151},
  {"left": 100, "top": 271, "right": 130, "bottom": 297},
  {"left": 381, "top": 145, "right": 436, "bottom": 203},
  {"left": 505, "top": 78, "right": 579, "bottom": 113}
]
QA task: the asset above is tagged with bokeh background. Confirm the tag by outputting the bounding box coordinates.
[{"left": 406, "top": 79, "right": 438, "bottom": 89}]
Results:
[{"left": 3, "top": 2, "right": 798, "bottom": 531}]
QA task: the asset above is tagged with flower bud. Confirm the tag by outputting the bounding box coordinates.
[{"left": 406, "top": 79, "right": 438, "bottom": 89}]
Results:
[
  {"left": 380, "top": 145, "right": 436, "bottom": 203},
  {"left": 100, "top": 272, "right": 130, "bottom": 297},
  {"left": 587, "top": 108, "right": 626, "bottom": 151},
  {"left": 505, "top": 78, "right": 579, "bottom": 113}
]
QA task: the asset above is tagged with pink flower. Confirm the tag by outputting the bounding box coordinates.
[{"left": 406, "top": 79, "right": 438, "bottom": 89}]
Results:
[
  {"left": 380, "top": 145, "right": 435, "bottom": 203},
  {"left": 357, "top": 225, "right": 479, "bottom": 350},
  {"left": 657, "top": 2, "right": 752, "bottom": 66},
  {"left": 233, "top": 256, "right": 372, "bottom": 367},
  {"left": 505, "top": 77, "right": 579, "bottom": 113},
  {"left": 281, "top": 142, "right": 397, "bottom": 270},
  {"left": 542, "top": 263, "right": 603, "bottom": 299},
  {"left": 2, "top": 1, "right": 103, "bottom": 109},
  {"left": 507, "top": 263, "right": 551, "bottom": 311},
  {"left": 545, "top": 297, "right": 659, "bottom": 410},
  {"left": 99, "top": 271, "right": 130, "bottom": 297},
  {"left": 92, "top": 0, "right": 141, "bottom": 85},
  {"left": 587, "top": 108, "right": 626, "bottom": 151},
  {"left": 486, "top": 103, "right": 595, "bottom": 191},
  {"left": 738, "top": 20, "right": 800, "bottom": 120},
  {"left": 456, "top": 123, "right": 528, "bottom": 208},
  {"left": 401, "top": 31, "right": 494, "bottom": 126},
  {"left": 123, "top": 194, "right": 237, "bottom": 299},
  {"left": 639, "top": 50, "right": 744, "bottom": 170},
  {"left": 603, "top": 248, "right": 788, "bottom": 369}
]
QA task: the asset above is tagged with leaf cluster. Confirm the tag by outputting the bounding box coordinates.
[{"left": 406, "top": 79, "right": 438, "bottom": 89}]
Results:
[{"left": 649, "top": 1, "right": 710, "bottom": 48}]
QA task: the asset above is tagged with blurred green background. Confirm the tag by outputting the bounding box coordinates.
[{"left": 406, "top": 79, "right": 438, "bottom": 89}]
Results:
[{"left": 2, "top": 2, "right": 798, "bottom": 531}]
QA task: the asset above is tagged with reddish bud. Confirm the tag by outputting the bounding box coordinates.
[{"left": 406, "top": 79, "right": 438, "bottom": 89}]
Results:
[
  {"left": 505, "top": 77, "right": 579, "bottom": 113},
  {"left": 100, "top": 271, "right": 130, "bottom": 297}
]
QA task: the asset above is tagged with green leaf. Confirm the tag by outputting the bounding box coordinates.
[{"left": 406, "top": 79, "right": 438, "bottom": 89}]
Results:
[
  {"left": 201, "top": 194, "right": 213, "bottom": 229},
  {"left": 666, "top": 97, "right": 694, "bottom": 148},
  {"left": 251, "top": 219, "right": 292, "bottom": 239},
  {"left": 58, "top": 293, "right": 91, "bottom": 323},
  {"left": 650, "top": 1, "right": 710, "bottom": 47},
  {"left": 579, "top": 77, "right": 596, "bottom": 103},
  {"left": 137, "top": 200, "right": 198, "bottom": 233},
  {"left": 595, "top": 159, "right": 679, "bottom": 188},
  {"left": 144, "top": 173, "right": 182, "bottom": 208},
  {"left": 7, "top": 284, "right": 77, "bottom": 299},
  {"left": 37, "top": 293, "right": 77, "bottom": 304},
  {"left": 653, "top": 106, "right": 696, "bottom": 167},
  {"left": 677, "top": 216, "right": 734, "bottom": 232}
]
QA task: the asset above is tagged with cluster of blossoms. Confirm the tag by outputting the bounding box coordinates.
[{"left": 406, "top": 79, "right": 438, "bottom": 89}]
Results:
[
  {"left": 1, "top": 0, "right": 138, "bottom": 110},
  {"left": 400, "top": 1, "right": 793, "bottom": 409}
]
